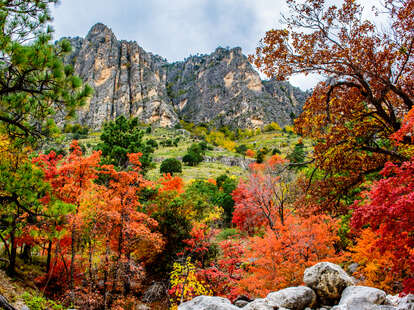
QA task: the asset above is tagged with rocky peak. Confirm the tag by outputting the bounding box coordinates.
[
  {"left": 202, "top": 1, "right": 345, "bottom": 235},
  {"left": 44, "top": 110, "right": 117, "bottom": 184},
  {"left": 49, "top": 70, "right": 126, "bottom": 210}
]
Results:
[
  {"left": 61, "top": 23, "right": 307, "bottom": 129},
  {"left": 86, "top": 23, "right": 116, "bottom": 41}
]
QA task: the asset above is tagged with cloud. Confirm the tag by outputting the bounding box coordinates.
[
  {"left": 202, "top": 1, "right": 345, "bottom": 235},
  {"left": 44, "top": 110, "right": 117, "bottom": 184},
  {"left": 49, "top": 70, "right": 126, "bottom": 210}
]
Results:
[
  {"left": 50, "top": 0, "right": 381, "bottom": 90},
  {"left": 51, "top": 0, "right": 283, "bottom": 59}
]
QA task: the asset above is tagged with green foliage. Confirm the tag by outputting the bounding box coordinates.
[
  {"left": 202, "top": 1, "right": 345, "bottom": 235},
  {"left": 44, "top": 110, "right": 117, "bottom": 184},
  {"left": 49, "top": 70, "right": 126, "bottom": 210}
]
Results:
[
  {"left": 147, "top": 194, "right": 192, "bottom": 274},
  {"left": 216, "top": 228, "right": 240, "bottom": 241},
  {"left": 0, "top": 1, "right": 93, "bottom": 147},
  {"left": 182, "top": 143, "right": 205, "bottom": 166},
  {"left": 63, "top": 123, "right": 89, "bottom": 137},
  {"left": 287, "top": 141, "right": 306, "bottom": 165},
  {"left": 160, "top": 158, "right": 182, "bottom": 175},
  {"left": 236, "top": 144, "right": 248, "bottom": 155},
  {"left": 272, "top": 148, "right": 281, "bottom": 155},
  {"left": 338, "top": 212, "right": 353, "bottom": 249},
  {"left": 22, "top": 292, "right": 64, "bottom": 310},
  {"left": 256, "top": 150, "right": 265, "bottom": 163},
  {"left": 96, "top": 116, "right": 154, "bottom": 170},
  {"left": 146, "top": 138, "right": 158, "bottom": 148}
]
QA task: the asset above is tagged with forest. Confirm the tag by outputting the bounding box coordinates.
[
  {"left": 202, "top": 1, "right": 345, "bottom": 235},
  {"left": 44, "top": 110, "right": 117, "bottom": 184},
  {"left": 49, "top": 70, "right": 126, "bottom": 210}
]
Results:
[{"left": 0, "top": 0, "right": 412, "bottom": 309}]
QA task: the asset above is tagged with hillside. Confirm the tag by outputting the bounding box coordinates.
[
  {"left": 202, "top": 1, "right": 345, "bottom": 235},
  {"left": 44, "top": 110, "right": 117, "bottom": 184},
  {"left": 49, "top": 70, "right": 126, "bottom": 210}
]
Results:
[
  {"left": 69, "top": 125, "right": 311, "bottom": 182},
  {"left": 59, "top": 23, "right": 307, "bottom": 129}
]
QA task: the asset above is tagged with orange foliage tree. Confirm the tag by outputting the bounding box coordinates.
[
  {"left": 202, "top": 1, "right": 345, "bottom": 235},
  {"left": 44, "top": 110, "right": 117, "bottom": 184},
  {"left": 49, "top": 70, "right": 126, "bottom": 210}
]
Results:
[
  {"left": 239, "top": 214, "right": 340, "bottom": 297},
  {"left": 346, "top": 229, "right": 399, "bottom": 293},
  {"left": 98, "top": 153, "right": 164, "bottom": 306},
  {"left": 251, "top": 0, "right": 414, "bottom": 214},
  {"left": 34, "top": 143, "right": 164, "bottom": 308}
]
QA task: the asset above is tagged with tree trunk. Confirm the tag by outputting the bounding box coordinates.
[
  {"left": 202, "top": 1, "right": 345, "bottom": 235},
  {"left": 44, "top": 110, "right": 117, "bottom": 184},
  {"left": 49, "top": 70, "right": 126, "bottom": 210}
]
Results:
[
  {"left": 70, "top": 222, "right": 76, "bottom": 306},
  {"left": 20, "top": 244, "right": 31, "bottom": 263},
  {"left": 6, "top": 218, "right": 17, "bottom": 276},
  {"left": 46, "top": 240, "right": 52, "bottom": 274}
]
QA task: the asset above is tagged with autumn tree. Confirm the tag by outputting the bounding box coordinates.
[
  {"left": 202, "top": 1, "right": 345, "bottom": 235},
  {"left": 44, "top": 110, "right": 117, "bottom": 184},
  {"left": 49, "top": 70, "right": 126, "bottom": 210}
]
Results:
[
  {"left": 351, "top": 159, "right": 414, "bottom": 293},
  {"left": 251, "top": 0, "right": 414, "bottom": 214},
  {"left": 98, "top": 153, "right": 164, "bottom": 305},
  {"left": 232, "top": 156, "right": 296, "bottom": 232},
  {"left": 239, "top": 214, "right": 340, "bottom": 297}
]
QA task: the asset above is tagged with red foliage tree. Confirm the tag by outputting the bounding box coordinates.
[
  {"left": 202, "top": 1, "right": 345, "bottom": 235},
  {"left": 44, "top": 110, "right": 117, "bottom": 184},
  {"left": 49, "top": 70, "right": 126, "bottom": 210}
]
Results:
[{"left": 351, "top": 159, "right": 414, "bottom": 293}]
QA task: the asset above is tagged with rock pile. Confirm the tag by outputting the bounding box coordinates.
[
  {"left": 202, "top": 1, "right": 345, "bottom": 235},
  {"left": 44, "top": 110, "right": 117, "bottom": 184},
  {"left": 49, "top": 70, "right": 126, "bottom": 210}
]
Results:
[{"left": 178, "top": 262, "right": 414, "bottom": 310}]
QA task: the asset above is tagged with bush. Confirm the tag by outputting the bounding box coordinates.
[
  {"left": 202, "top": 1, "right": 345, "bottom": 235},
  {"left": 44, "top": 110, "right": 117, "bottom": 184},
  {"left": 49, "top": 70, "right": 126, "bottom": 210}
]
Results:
[
  {"left": 216, "top": 228, "right": 240, "bottom": 241},
  {"left": 272, "top": 148, "right": 281, "bottom": 155},
  {"left": 263, "top": 122, "right": 281, "bottom": 132},
  {"left": 146, "top": 126, "right": 152, "bottom": 134},
  {"left": 287, "top": 141, "right": 305, "bottom": 164},
  {"left": 146, "top": 139, "right": 158, "bottom": 148},
  {"left": 256, "top": 151, "right": 265, "bottom": 163},
  {"left": 182, "top": 152, "right": 203, "bottom": 166},
  {"left": 160, "top": 158, "right": 182, "bottom": 175},
  {"left": 236, "top": 144, "right": 248, "bottom": 155}
]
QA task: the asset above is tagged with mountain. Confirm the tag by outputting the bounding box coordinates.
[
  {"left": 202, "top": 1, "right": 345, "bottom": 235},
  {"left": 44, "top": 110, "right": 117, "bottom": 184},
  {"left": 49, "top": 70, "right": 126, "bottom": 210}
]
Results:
[{"left": 60, "top": 23, "right": 308, "bottom": 129}]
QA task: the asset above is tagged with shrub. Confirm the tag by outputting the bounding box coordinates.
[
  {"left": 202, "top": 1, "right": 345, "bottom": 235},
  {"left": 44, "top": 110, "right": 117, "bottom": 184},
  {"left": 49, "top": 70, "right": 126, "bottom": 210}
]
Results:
[
  {"left": 160, "top": 158, "right": 182, "bottom": 175},
  {"left": 236, "top": 144, "right": 248, "bottom": 155},
  {"left": 182, "top": 151, "right": 203, "bottom": 166},
  {"left": 272, "top": 148, "right": 281, "bottom": 155},
  {"left": 146, "top": 139, "right": 158, "bottom": 148},
  {"left": 263, "top": 122, "right": 281, "bottom": 132},
  {"left": 287, "top": 141, "right": 305, "bottom": 164}
]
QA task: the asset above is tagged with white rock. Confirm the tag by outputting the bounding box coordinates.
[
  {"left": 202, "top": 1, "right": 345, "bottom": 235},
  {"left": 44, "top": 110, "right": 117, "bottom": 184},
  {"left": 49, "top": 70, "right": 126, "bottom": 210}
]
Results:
[
  {"left": 265, "top": 286, "right": 316, "bottom": 310},
  {"left": 178, "top": 296, "right": 240, "bottom": 310},
  {"left": 304, "top": 262, "right": 355, "bottom": 304},
  {"left": 339, "top": 286, "right": 386, "bottom": 305},
  {"left": 396, "top": 294, "right": 414, "bottom": 310},
  {"left": 242, "top": 299, "right": 274, "bottom": 310}
]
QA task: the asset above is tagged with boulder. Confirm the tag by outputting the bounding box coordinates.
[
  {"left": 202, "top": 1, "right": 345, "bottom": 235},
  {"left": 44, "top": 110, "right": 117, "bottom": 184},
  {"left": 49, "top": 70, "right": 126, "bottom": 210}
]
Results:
[
  {"left": 339, "top": 286, "right": 386, "bottom": 306},
  {"left": 304, "top": 262, "right": 355, "bottom": 304},
  {"left": 178, "top": 296, "right": 240, "bottom": 310},
  {"left": 265, "top": 286, "right": 316, "bottom": 310},
  {"left": 331, "top": 304, "right": 396, "bottom": 310},
  {"left": 396, "top": 294, "right": 414, "bottom": 310},
  {"left": 242, "top": 299, "right": 274, "bottom": 310}
]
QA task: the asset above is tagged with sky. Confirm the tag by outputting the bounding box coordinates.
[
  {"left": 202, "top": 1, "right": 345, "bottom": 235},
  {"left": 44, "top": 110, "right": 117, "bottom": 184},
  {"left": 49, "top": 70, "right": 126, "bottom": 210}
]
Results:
[{"left": 50, "top": 0, "right": 378, "bottom": 90}]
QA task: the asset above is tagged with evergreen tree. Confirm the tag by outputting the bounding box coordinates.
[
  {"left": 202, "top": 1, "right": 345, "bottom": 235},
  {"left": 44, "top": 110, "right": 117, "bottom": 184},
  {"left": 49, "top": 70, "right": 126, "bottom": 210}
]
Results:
[
  {"left": 0, "top": 1, "right": 92, "bottom": 147},
  {"left": 97, "top": 116, "right": 154, "bottom": 170}
]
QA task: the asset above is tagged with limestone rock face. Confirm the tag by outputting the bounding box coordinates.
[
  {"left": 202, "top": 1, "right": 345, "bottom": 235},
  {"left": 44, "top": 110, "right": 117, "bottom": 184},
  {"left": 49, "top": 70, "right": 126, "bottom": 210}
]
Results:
[
  {"left": 303, "top": 262, "right": 355, "bottom": 305},
  {"left": 265, "top": 286, "right": 317, "bottom": 310},
  {"left": 177, "top": 296, "right": 239, "bottom": 310},
  {"left": 167, "top": 47, "right": 306, "bottom": 128},
  {"left": 60, "top": 24, "right": 307, "bottom": 129},
  {"left": 62, "top": 23, "right": 177, "bottom": 129}
]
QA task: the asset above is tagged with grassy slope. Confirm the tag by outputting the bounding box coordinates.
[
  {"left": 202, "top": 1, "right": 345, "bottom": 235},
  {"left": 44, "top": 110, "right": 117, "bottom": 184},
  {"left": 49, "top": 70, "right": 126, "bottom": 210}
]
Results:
[{"left": 75, "top": 127, "right": 311, "bottom": 182}]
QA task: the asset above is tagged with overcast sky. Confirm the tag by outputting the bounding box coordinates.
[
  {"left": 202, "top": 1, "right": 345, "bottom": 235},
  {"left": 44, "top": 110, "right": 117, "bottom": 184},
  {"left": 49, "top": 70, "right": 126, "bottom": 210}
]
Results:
[{"left": 50, "top": 0, "right": 379, "bottom": 90}]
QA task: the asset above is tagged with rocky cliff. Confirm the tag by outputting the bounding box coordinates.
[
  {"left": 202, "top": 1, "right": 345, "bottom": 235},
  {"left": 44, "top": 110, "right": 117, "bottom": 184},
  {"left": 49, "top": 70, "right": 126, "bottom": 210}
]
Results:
[{"left": 61, "top": 23, "right": 307, "bottom": 129}]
